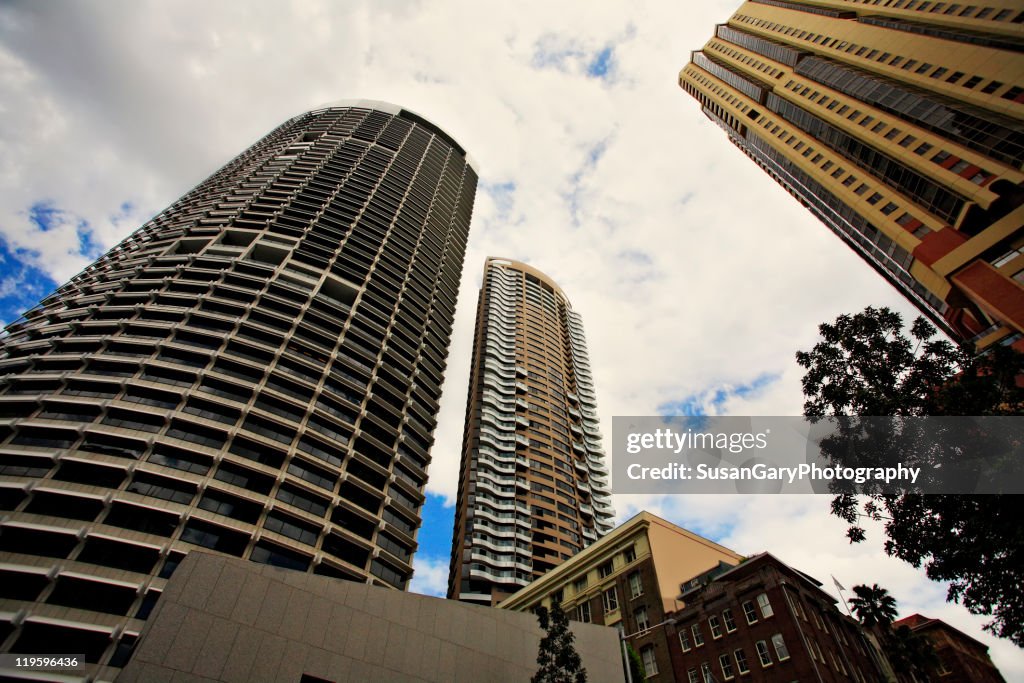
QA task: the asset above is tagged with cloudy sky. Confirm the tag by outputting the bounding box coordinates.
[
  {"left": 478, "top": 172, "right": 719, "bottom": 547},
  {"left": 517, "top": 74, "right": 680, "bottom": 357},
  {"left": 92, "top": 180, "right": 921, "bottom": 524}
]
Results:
[{"left": 2, "top": 0, "right": 1020, "bottom": 675}]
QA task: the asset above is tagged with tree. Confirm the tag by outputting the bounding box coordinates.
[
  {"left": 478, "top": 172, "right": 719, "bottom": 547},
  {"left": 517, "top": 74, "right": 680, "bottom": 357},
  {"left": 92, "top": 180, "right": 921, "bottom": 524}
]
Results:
[
  {"left": 889, "top": 624, "right": 939, "bottom": 681},
  {"left": 625, "top": 643, "right": 645, "bottom": 682},
  {"left": 532, "top": 602, "right": 588, "bottom": 683},
  {"left": 849, "top": 584, "right": 938, "bottom": 681},
  {"left": 797, "top": 307, "right": 1024, "bottom": 647},
  {"left": 849, "top": 583, "right": 898, "bottom": 629}
]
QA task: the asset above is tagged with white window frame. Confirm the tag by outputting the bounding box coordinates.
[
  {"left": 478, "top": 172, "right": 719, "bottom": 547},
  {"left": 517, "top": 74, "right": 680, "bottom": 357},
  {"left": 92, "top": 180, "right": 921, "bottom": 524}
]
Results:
[
  {"left": 687, "top": 669, "right": 699, "bottom": 683},
  {"left": 742, "top": 600, "right": 758, "bottom": 624},
  {"left": 679, "top": 627, "right": 692, "bottom": 652},
  {"left": 708, "top": 614, "right": 722, "bottom": 639},
  {"left": 692, "top": 622, "right": 705, "bottom": 646},
  {"left": 722, "top": 608, "right": 737, "bottom": 633},
  {"left": 640, "top": 646, "right": 658, "bottom": 677},
  {"left": 756, "top": 640, "right": 772, "bottom": 667},
  {"left": 757, "top": 593, "right": 774, "bottom": 618},
  {"left": 576, "top": 601, "right": 591, "bottom": 623},
  {"left": 772, "top": 633, "right": 790, "bottom": 661},
  {"left": 635, "top": 607, "right": 650, "bottom": 633},
  {"left": 701, "top": 662, "right": 713, "bottom": 683},
  {"left": 719, "top": 653, "right": 735, "bottom": 680},
  {"left": 628, "top": 571, "right": 643, "bottom": 599},
  {"left": 734, "top": 648, "right": 750, "bottom": 674},
  {"left": 602, "top": 586, "right": 618, "bottom": 613}
]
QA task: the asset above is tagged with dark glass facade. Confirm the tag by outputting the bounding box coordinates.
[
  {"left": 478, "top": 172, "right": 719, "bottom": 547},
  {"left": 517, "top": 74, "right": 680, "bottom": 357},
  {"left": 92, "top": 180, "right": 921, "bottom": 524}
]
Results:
[{"left": 0, "top": 100, "right": 477, "bottom": 676}]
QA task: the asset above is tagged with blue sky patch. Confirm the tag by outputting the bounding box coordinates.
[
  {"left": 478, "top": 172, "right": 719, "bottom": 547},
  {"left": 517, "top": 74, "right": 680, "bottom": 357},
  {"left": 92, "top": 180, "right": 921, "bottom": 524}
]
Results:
[
  {"left": 587, "top": 46, "right": 614, "bottom": 79},
  {"left": 416, "top": 492, "right": 454, "bottom": 560},
  {"left": 531, "top": 35, "right": 618, "bottom": 83},
  {"left": 0, "top": 237, "right": 59, "bottom": 329},
  {"left": 27, "top": 202, "right": 64, "bottom": 232},
  {"left": 658, "top": 371, "right": 782, "bottom": 417}
]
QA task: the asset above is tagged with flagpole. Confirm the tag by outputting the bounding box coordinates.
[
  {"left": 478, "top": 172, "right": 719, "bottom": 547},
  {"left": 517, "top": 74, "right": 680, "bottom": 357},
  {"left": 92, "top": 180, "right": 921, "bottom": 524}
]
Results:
[{"left": 833, "top": 575, "right": 853, "bottom": 618}]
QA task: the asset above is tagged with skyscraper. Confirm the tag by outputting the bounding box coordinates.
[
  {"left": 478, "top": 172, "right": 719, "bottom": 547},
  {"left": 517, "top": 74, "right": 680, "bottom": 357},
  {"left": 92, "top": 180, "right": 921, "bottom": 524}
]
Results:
[
  {"left": 0, "top": 100, "right": 476, "bottom": 675},
  {"left": 448, "top": 258, "right": 614, "bottom": 606},
  {"left": 680, "top": 0, "right": 1024, "bottom": 351}
]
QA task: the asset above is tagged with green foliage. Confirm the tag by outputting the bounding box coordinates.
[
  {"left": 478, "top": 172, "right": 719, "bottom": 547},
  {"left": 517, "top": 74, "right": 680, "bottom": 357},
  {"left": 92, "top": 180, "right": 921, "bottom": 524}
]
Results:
[
  {"left": 625, "top": 643, "right": 645, "bottom": 682},
  {"left": 797, "top": 307, "right": 1024, "bottom": 647},
  {"left": 532, "top": 602, "right": 588, "bottom": 683}
]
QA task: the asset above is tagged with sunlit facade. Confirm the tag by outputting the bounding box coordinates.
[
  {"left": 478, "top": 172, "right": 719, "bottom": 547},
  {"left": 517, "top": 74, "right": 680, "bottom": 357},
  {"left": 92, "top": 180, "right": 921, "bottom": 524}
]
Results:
[
  {"left": 448, "top": 258, "right": 614, "bottom": 605},
  {"left": 681, "top": 0, "right": 1024, "bottom": 351}
]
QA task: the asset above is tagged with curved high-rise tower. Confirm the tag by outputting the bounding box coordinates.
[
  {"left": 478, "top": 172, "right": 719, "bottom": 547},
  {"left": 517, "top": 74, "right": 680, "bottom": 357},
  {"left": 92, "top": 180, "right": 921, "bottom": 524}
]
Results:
[
  {"left": 448, "top": 258, "right": 614, "bottom": 606},
  {"left": 0, "top": 100, "right": 477, "bottom": 677}
]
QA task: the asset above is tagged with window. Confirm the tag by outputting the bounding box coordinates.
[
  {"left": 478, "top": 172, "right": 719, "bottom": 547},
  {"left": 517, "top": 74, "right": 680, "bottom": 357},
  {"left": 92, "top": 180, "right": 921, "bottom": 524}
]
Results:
[
  {"left": 624, "top": 544, "right": 637, "bottom": 563},
  {"left": 602, "top": 587, "right": 618, "bottom": 613},
  {"left": 573, "top": 576, "right": 587, "bottom": 593},
  {"left": 692, "top": 623, "right": 704, "bottom": 646},
  {"left": 756, "top": 640, "right": 772, "bottom": 667},
  {"left": 576, "top": 601, "right": 591, "bottom": 623},
  {"left": 709, "top": 615, "right": 723, "bottom": 639},
  {"left": 598, "top": 560, "right": 614, "bottom": 578},
  {"left": 743, "top": 601, "right": 758, "bottom": 624},
  {"left": 757, "top": 593, "right": 773, "bottom": 618},
  {"left": 679, "top": 627, "right": 692, "bottom": 652},
  {"left": 687, "top": 670, "right": 699, "bottom": 683},
  {"left": 719, "top": 654, "right": 735, "bottom": 680},
  {"left": 640, "top": 646, "right": 658, "bottom": 677},
  {"left": 772, "top": 633, "right": 790, "bottom": 660},
  {"left": 722, "top": 608, "right": 737, "bottom": 632},
  {"left": 629, "top": 571, "right": 643, "bottom": 598},
  {"left": 635, "top": 607, "right": 650, "bottom": 632},
  {"left": 734, "top": 648, "right": 750, "bottom": 674}
]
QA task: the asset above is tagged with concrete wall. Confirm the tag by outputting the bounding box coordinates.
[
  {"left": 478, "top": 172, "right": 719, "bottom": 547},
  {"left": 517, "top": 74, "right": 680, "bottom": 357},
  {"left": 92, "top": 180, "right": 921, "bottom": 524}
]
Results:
[{"left": 117, "top": 551, "right": 622, "bottom": 683}]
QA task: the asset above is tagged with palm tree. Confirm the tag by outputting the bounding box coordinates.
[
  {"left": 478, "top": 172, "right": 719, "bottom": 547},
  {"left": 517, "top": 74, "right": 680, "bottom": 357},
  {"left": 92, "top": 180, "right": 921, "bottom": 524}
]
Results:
[{"left": 849, "top": 584, "right": 898, "bottom": 628}]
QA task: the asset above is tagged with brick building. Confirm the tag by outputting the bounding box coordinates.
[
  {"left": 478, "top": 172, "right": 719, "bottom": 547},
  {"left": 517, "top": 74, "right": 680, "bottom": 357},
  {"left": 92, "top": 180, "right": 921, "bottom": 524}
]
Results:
[
  {"left": 893, "top": 614, "right": 1007, "bottom": 683},
  {"left": 497, "top": 512, "right": 744, "bottom": 681},
  {"left": 666, "top": 553, "right": 885, "bottom": 683}
]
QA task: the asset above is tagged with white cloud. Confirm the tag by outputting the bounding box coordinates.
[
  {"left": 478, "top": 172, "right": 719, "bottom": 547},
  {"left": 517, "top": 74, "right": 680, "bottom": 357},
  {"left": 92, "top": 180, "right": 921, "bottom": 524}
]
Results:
[
  {"left": 408, "top": 554, "right": 450, "bottom": 598},
  {"left": 1, "top": 0, "right": 1019, "bottom": 676}
]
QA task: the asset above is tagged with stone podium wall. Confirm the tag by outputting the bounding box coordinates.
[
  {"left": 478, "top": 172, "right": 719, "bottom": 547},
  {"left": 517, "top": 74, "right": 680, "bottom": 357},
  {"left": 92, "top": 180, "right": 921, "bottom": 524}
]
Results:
[{"left": 117, "top": 551, "right": 622, "bottom": 683}]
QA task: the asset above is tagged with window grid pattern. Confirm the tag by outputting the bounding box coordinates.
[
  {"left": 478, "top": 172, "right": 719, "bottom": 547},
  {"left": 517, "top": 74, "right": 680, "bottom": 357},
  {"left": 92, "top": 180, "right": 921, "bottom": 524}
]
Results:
[{"left": 0, "top": 102, "right": 478, "bottom": 673}]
